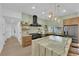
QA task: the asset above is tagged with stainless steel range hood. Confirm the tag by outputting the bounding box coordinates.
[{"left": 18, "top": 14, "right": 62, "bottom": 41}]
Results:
[{"left": 30, "top": 15, "right": 41, "bottom": 27}]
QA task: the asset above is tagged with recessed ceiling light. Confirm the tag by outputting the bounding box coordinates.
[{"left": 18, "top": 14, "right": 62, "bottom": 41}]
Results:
[
  {"left": 42, "top": 12, "right": 45, "bottom": 14},
  {"left": 55, "top": 17, "right": 57, "bottom": 21},
  {"left": 32, "top": 6, "right": 36, "bottom": 9},
  {"left": 63, "top": 9, "right": 66, "bottom": 13},
  {"left": 48, "top": 14, "right": 52, "bottom": 18}
]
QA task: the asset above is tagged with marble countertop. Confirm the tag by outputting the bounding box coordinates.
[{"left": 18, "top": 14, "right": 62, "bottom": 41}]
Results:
[{"left": 32, "top": 35, "right": 72, "bottom": 55}]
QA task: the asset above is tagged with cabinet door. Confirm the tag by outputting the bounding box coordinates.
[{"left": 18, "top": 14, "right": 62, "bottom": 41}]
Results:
[
  {"left": 22, "top": 36, "right": 32, "bottom": 47},
  {"left": 72, "top": 26, "right": 78, "bottom": 43},
  {"left": 68, "top": 25, "right": 78, "bottom": 43}
]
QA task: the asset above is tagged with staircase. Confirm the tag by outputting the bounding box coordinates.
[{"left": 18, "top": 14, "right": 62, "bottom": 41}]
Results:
[{"left": 0, "top": 36, "right": 32, "bottom": 56}]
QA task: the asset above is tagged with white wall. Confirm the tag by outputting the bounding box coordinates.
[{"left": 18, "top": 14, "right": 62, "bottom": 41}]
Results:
[
  {"left": 22, "top": 13, "right": 47, "bottom": 25},
  {"left": 2, "top": 8, "right": 22, "bottom": 19},
  {"left": 0, "top": 5, "right": 22, "bottom": 52},
  {"left": 3, "top": 16, "right": 21, "bottom": 39},
  {"left": 0, "top": 16, "right": 5, "bottom": 51},
  {"left": 2, "top": 7, "right": 22, "bottom": 39},
  {"left": 0, "top": 4, "right": 6, "bottom": 52}
]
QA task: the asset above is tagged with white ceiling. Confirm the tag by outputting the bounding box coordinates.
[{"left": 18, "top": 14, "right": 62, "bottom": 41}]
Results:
[{"left": 1, "top": 3, "right": 79, "bottom": 20}]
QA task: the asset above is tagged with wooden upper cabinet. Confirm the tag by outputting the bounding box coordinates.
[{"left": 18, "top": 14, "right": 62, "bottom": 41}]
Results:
[
  {"left": 64, "top": 17, "right": 79, "bottom": 25},
  {"left": 64, "top": 19, "right": 72, "bottom": 25},
  {"left": 71, "top": 17, "right": 79, "bottom": 24}
]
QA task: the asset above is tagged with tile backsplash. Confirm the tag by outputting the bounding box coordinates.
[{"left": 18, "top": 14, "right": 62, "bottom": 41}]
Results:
[{"left": 28, "top": 27, "right": 45, "bottom": 34}]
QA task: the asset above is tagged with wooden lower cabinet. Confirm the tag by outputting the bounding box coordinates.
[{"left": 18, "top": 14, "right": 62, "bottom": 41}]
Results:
[
  {"left": 68, "top": 53, "right": 78, "bottom": 56},
  {"left": 22, "top": 35, "right": 32, "bottom": 47},
  {"left": 68, "top": 48, "right": 79, "bottom": 56},
  {"left": 71, "top": 43, "right": 79, "bottom": 48},
  {"left": 68, "top": 43, "right": 79, "bottom": 56}
]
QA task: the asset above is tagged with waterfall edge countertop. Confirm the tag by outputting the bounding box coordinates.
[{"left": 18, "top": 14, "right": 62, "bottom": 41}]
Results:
[{"left": 32, "top": 35, "right": 72, "bottom": 56}]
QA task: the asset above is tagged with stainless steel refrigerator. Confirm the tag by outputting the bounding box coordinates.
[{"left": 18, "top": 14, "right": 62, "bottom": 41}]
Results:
[{"left": 64, "top": 25, "right": 78, "bottom": 43}]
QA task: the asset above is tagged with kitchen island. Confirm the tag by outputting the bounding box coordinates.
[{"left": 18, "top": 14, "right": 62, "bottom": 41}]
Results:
[{"left": 32, "top": 35, "right": 72, "bottom": 56}]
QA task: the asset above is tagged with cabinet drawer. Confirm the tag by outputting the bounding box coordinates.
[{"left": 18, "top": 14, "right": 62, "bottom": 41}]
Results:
[
  {"left": 22, "top": 42, "right": 32, "bottom": 47},
  {"left": 23, "top": 41, "right": 32, "bottom": 44},
  {"left": 71, "top": 43, "right": 79, "bottom": 48},
  {"left": 22, "top": 39, "right": 31, "bottom": 42},
  {"left": 22, "top": 36, "right": 32, "bottom": 47},
  {"left": 69, "top": 47, "right": 79, "bottom": 55}
]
